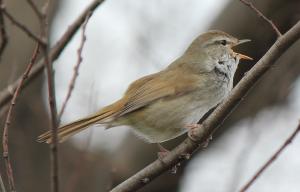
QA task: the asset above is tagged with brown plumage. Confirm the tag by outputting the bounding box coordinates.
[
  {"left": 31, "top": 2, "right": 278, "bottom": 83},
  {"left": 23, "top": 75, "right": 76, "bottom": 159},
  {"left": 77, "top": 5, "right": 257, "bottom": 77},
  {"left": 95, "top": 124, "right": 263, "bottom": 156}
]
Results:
[
  {"left": 37, "top": 30, "right": 251, "bottom": 144},
  {"left": 37, "top": 67, "right": 199, "bottom": 143}
]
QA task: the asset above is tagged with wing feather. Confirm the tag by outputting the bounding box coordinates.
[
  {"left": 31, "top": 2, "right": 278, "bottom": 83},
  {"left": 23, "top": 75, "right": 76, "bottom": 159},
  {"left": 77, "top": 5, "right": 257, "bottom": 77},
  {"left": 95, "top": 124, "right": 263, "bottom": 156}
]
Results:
[{"left": 116, "top": 68, "right": 199, "bottom": 117}]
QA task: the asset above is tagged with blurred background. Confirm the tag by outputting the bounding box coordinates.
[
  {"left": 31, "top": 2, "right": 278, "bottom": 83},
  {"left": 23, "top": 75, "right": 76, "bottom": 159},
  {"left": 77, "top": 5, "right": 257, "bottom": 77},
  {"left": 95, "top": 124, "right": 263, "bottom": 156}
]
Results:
[{"left": 0, "top": 0, "right": 300, "bottom": 191}]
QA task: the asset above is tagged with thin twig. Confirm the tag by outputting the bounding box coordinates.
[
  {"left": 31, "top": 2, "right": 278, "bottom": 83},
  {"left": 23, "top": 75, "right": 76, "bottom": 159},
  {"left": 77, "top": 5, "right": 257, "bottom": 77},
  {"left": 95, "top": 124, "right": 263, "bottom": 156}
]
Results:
[
  {"left": 0, "top": 172, "right": 6, "bottom": 192},
  {"left": 109, "top": 21, "right": 300, "bottom": 192},
  {"left": 0, "top": 2, "right": 102, "bottom": 189},
  {"left": 0, "top": 0, "right": 8, "bottom": 59},
  {"left": 58, "top": 12, "right": 92, "bottom": 120},
  {"left": 239, "top": 0, "right": 282, "bottom": 37},
  {"left": 0, "top": 0, "right": 105, "bottom": 109},
  {"left": 43, "top": 45, "right": 59, "bottom": 192},
  {"left": 26, "top": 0, "right": 43, "bottom": 20},
  {"left": 39, "top": 2, "right": 60, "bottom": 191},
  {"left": 0, "top": 5, "right": 45, "bottom": 45},
  {"left": 2, "top": 43, "right": 41, "bottom": 192},
  {"left": 239, "top": 121, "right": 300, "bottom": 192}
]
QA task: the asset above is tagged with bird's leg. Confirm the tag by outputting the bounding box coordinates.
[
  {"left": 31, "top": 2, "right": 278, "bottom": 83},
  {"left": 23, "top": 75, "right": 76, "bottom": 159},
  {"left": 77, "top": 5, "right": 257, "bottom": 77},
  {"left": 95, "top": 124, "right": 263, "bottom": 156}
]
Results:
[
  {"left": 185, "top": 123, "right": 201, "bottom": 141},
  {"left": 157, "top": 143, "right": 170, "bottom": 160},
  {"left": 185, "top": 123, "right": 212, "bottom": 148},
  {"left": 157, "top": 144, "right": 182, "bottom": 174}
]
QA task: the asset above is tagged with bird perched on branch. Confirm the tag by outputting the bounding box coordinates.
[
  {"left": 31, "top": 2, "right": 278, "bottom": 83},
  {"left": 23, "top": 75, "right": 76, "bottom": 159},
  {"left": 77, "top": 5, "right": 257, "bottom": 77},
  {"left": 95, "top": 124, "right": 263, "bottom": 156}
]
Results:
[{"left": 37, "top": 30, "right": 251, "bottom": 145}]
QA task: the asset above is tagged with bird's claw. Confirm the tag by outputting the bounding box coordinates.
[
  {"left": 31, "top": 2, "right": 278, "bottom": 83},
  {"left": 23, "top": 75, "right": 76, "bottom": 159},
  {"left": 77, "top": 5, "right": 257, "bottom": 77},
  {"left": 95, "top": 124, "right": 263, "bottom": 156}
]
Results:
[
  {"left": 185, "top": 123, "right": 212, "bottom": 148},
  {"left": 156, "top": 144, "right": 186, "bottom": 174},
  {"left": 185, "top": 123, "right": 201, "bottom": 141}
]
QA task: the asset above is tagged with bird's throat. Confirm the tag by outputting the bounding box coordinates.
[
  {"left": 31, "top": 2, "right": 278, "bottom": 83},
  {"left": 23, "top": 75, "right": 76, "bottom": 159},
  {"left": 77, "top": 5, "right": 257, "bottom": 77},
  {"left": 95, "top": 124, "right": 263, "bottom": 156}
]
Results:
[{"left": 214, "top": 66, "right": 230, "bottom": 80}]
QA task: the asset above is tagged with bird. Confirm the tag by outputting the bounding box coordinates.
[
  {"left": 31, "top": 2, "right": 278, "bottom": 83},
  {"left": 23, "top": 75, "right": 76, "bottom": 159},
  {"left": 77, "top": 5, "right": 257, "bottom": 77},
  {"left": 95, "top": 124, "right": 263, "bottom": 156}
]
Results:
[{"left": 37, "top": 30, "right": 252, "bottom": 145}]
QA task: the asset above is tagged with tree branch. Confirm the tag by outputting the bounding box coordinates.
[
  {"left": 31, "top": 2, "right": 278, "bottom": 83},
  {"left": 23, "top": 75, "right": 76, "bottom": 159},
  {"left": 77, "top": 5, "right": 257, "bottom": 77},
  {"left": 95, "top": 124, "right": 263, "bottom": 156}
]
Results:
[
  {"left": 26, "top": 0, "right": 43, "bottom": 20},
  {"left": 0, "top": 0, "right": 8, "bottom": 60},
  {"left": 0, "top": 1, "right": 104, "bottom": 191},
  {"left": 2, "top": 42, "right": 41, "bottom": 192},
  {"left": 239, "top": 0, "right": 282, "bottom": 37},
  {"left": 110, "top": 21, "right": 300, "bottom": 192},
  {"left": 0, "top": 172, "right": 6, "bottom": 192},
  {"left": 239, "top": 121, "right": 300, "bottom": 192},
  {"left": 0, "top": 0, "right": 105, "bottom": 109},
  {"left": 39, "top": 1, "right": 61, "bottom": 191},
  {"left": 0, "top": 5, "right": 45, "bottom": 45}
]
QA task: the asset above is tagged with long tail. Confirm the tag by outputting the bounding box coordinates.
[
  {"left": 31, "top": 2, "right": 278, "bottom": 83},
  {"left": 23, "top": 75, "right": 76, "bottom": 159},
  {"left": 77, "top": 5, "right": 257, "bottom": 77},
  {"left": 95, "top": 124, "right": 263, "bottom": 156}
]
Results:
[
  {"left": 37, "top": 115, "right": 101, "bottom": 144},
  {"left": 37, "top": 100, "right": 125, "bottom": 144}
]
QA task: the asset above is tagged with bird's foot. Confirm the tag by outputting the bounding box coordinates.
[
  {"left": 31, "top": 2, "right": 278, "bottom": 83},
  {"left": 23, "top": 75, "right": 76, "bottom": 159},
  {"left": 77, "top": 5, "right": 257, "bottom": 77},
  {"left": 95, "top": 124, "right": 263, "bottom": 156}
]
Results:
[
  {"left": 157, "top": 143, "right": 169, "bottom": 160},
  {"left": 185, "top": 123, "right": 212, "bottom": 148},
  {"left": 185, "top": 123, "right": 202, "bottom": 141},
  {"left": 156, "top": 144, "right": 185, "bottom": 174}
]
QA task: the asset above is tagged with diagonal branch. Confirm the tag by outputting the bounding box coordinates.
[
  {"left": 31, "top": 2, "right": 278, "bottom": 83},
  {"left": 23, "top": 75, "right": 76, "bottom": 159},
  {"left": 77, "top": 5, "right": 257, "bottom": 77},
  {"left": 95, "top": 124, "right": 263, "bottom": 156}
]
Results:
[
  {"left": 239, "top": 0, "right": 282, "bottom": 37},
  {"left": 0, "top": 5, "right": 45, "bottom": 45},
  {"left": 110, "top": 21, "right": 300, "bottom": 192},
  {"left": 0, "top": 1, "right": 104, "bottom": 191},
  {"left": 239, "top": 121, "right": 300, "bottom": 192},
  {"left": 0, "top": 172, "right": 6, "bottom": 192},
  {"left": 0, "top": 0, "right": 105, "bottom": 109},
  {"left": 26, "top": 0, "right": 43, "bottom": 20}
]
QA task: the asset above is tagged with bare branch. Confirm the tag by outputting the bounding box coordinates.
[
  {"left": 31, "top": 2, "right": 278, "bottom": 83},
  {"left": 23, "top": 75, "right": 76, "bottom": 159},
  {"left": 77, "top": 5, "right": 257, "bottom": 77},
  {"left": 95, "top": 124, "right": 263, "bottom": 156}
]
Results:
[
  {"left": 0, "top": 0, "right": 8, "bottom": 59},
  {"left": 110, "top": 21, "right": 300, "bottom": 192},
  {"left": 43, "top": 44, "right": 60, "bottom": 192},
  {"left": 0, "top": 2, "right": 104, "bottom": 190},
  {"left": 0, "top": 0, "right": 105, "bottom": 109},
  {"left": 0, "top": 172, "right": 6, "bottom": 192},
  {"left": 38, "top": 1, "right": 60, "bottom": 191},
  {"left": 239, "top": 121, "right": 300, "bottom": 192},
  {"left": 2, "top": 43, "right": 40, "bottom": 192},
  {"left": 0, "top": 5, "right": 45, "bottom": 45},
  {"left": 239, "top": 0, "right": 282, "bottom": 37},
  {"left": 58, "top": 12, "right": 92, "bottom": 120},
  {"left": 26, "top": 0, "right": 43, "bottom": 20}
]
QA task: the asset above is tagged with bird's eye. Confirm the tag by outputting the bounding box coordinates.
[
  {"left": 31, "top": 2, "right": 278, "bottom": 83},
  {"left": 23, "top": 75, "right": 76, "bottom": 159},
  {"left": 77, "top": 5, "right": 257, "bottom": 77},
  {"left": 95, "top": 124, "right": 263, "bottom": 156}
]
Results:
[{"left": 220, "top": 40, "right": 227, "bottom": 46}]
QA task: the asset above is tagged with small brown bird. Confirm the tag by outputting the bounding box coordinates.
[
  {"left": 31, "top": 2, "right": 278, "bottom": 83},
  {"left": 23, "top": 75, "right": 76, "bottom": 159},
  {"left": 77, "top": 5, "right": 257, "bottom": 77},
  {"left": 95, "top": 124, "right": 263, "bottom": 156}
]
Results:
[{"left": 37, "top": 30, "right": 252, "bottom": 144}]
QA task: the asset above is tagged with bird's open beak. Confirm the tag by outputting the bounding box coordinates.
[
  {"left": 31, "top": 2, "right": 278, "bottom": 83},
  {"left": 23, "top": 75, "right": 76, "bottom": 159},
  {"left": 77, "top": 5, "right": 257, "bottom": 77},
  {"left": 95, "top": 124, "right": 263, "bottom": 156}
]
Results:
[
  {"left": 232, "top": 39, "right": 253, "bottom": 60},
  {"left": 237, "top": 39, "right": 251, "bottom": 45}
]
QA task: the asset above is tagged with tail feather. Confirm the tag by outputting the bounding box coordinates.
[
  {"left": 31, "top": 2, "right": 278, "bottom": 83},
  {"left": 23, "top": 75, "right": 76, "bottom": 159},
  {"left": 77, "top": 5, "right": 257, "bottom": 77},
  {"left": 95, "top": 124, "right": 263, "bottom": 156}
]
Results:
[
  {"left": 37, "top": 101, "right": 123, "bottom": 144},
  {"left": 37, "top": 115, "right": 99, "bottom": 144}
]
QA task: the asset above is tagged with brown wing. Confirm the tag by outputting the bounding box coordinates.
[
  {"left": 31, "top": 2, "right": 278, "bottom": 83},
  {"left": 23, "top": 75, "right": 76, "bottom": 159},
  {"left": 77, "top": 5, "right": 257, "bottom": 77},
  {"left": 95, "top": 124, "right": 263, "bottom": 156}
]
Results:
[
  {"left": 94, "top": 72, "right": 163, "bottom": 121},
  {"left": 114, "top": 68, "right": 199, "bottom": 117}
]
